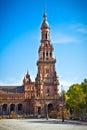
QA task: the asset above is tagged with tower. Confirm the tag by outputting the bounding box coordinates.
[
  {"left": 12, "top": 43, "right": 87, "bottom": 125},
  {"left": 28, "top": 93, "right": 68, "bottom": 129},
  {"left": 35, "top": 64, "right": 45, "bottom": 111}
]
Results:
[
  {"left": 35, "top": 11, "right": 59, "bottom": 98},
  {"left": 23, "top": 71, "right": 35, "bottom": 114}
]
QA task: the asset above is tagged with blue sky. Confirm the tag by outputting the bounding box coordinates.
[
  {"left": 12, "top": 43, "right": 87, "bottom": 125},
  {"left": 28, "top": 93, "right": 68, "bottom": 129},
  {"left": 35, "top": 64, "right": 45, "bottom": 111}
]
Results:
[{"left": 0, "top": 0, "right": 87, "bottom": 91}]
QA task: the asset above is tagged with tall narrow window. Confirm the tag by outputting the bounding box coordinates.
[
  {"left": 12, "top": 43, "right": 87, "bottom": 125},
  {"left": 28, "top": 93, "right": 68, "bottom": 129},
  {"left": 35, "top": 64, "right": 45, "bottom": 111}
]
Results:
[
  {"left": 46, "top": 52, "right": 48, "bottom": 56},
  {"left": 38, "top": 107, "right": 41, "bottom": 115},
  {"left": 47, "top": 89, "right": 49, "bottom": 93},
  {"left": 46, "top": 43, "right": 47, "bottom": 47},
  {"left": 50, "top": 52, "right": 52, "bottom": 57},
  {"left": 45, "top": 33, "right": 47, "bottom": 39}
]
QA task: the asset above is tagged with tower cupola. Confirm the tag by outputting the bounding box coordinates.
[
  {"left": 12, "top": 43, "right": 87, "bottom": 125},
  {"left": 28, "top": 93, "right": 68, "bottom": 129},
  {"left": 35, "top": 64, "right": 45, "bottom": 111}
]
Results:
[
  {"left": 38, "top": 11, "right": 54, "bottom": 60},
  {"left": 41, "top": 10, "right": 50, "bottom": 42},
  {"left": 41, "top": 12, "right": 50, "bottom": 29},
  {"left": 23, "top": 71, "right": 31, "bottom": 85}
]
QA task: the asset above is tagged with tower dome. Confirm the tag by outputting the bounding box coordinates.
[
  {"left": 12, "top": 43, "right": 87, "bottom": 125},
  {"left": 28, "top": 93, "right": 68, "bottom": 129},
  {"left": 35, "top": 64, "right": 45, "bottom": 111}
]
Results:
[{"left": 41, "top": 12, "right": 50, "bottom": 29}]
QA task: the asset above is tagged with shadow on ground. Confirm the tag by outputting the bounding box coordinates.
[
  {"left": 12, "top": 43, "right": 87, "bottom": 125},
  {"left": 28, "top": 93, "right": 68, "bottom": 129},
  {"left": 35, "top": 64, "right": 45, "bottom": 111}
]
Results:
[{"left": 21, "top": 119, "right": 87, "bottom": 126}]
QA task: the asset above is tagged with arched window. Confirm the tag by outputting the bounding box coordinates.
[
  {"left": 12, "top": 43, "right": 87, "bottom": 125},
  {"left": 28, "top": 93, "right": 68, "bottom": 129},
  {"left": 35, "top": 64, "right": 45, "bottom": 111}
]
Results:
[
  {"left": 18, "top": 103, "right": 23, "bottom": 111},
  {"left": 38, "top": 107, "right": 41, "bottom": 115},
  {"left": 10, "top": 104, "right": 15, "bottom": 111},
  {"left": 46, "top": 52, "right": 48, "bottom": 56},
  {"left": 2, "top": 104, "right": 8, "bottom": 114},
  {"left": 48, "top": 104, "right": 53, "bottom": 112}
]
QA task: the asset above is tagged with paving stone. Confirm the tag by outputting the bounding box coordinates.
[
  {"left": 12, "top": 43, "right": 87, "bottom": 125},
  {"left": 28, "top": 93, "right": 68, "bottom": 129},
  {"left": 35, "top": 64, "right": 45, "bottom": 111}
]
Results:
[{"left": 0, "top": 119, "right": 87, "bottom": 130}]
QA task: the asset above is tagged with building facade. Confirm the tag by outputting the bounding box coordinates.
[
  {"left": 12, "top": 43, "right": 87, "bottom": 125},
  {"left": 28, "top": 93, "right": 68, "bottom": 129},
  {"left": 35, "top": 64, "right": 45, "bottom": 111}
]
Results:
[{"left": 0, "top": 12, "right": 60, "bottom": 117}]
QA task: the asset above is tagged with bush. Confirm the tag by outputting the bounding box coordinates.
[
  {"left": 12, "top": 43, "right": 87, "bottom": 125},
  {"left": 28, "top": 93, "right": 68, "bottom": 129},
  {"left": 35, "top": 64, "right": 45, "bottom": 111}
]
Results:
[
  {"left": 10, "top": 111, "right": 18, "bottom": 118},
  {"left": 58, "top": 108, "right": 70, "bottom": 119},
  {"left": 49, "top": 110, "right": 58, "bottom": 119},
  {"left": 24, "top": 115, "right": 37, "bottom": 119}
]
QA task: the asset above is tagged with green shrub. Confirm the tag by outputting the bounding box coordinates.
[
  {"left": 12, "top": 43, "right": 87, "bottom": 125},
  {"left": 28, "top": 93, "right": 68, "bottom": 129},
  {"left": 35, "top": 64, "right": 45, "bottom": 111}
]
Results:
[
  {"left": 24, "top": 115, "right": 37, "bottom": 119},
  {"left": 49, "top": 110, "right": 58, "bottom": 119}
]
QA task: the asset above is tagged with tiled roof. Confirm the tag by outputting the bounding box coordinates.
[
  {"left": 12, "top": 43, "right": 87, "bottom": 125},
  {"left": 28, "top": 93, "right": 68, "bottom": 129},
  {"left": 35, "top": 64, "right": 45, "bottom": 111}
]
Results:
[{"left": 0, "top": 85, "right": 24, "bottom": 93}]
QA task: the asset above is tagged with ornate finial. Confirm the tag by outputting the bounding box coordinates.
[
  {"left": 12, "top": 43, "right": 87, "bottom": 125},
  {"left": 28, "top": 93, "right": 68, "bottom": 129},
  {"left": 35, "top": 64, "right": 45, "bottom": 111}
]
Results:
[
  {"left": 44, "top": 7, "right": 46, "bottom": 14},
  {"left": 41, "top": 8, "right": 49, "bottom": 29},
  {"left": 27, "top": 69, "right": 29, "bottom": 74},
  {"left": 43, "top": 7, "right": 47, "bottom": 21},
  {"left": 26, "top": 69, "right": 29, "bottom": 78}
]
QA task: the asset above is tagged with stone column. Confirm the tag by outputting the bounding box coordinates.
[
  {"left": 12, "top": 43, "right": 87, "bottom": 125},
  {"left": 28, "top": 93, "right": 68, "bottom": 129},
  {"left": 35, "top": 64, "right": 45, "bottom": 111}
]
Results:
[
  {"left": 1, "top": 104, "right": 3, "bottom": 116},
  {"left": 16, "top": 104, "right": 18, "bottom": 113},
  {"left": 48, "top": 51, "right": 50, "bottom": 58},
  {"left": 0, "top": 104, "right": 2, "bottom": 115},
  {"left": 8, "top": 104, "right": 10, "bottom": 115}
]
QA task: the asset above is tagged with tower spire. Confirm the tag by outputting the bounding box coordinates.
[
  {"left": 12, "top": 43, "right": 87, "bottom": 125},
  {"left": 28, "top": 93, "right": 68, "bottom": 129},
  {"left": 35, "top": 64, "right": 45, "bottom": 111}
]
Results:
[
  {"left": 41, "top": 9, "right": 49, "bottom": 30},
  {"left": 44, "top": 7, "right": 46, "bottom": 13},
  {"left": 27, "top": 69, "right": 29, "bottom": 75},
  {"left": 43, "top": 7, "right": 47, "bottom": 21}
]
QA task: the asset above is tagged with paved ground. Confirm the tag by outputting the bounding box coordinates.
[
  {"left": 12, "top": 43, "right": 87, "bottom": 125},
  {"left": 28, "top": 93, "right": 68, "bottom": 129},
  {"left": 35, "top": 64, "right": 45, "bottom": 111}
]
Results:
[{"left": 0, "top": 119, "right": 87, "bottom": 130}]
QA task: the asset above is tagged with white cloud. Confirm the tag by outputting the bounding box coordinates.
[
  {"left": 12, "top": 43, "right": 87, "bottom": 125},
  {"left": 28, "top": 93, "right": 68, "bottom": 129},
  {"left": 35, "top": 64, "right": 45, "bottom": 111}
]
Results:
[
  {"left": 69, "top": 23, "right": 87, "bottom": 34},
  {"left": 58, "top": 76, "right": 81, "bottom": 92},
  {"left": 51, "top": 23, "right": 87, "bottom": 44},
  {"left": 29, "top": 71, "right": 36, "bottom": 82},
  {"left": 69, "top": 23, "right": 82, "bottom": 29},
  {"left": 0, "top": 77, "right": 23, "bottom": 86},
  {"left": 77, "top": 28, "right": 87, "bottom": 33},
  {"left": 51, "top": 32, "right": 79, "bottom": 44},
  {"left": 59, "top": 79, "right": 72, "bottom": 92},
  {"left": 60, "top": 80, "right": 72, "bottom": 87},
  {"left": 0, "top": 71, "right": 36, "bottom": 86},
  {"left": 0, "top": 80, "right": 7, "bottom": 86}
]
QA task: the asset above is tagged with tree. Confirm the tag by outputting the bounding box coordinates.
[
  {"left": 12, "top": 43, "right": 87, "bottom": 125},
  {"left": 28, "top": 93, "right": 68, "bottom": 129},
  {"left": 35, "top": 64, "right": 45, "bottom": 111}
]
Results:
[
  {"left": 66, "top": 79, "right": 87, "bottom": 120},
  {"left": 81, "top": 79, "right": 87, "bottom": 118}
]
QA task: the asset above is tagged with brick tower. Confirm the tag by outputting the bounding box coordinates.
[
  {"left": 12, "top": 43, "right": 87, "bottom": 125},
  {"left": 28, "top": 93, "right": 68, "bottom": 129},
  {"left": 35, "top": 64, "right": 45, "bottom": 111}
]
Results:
[{"left": 35, "top": 11, "right": 59, "bottom": 117}]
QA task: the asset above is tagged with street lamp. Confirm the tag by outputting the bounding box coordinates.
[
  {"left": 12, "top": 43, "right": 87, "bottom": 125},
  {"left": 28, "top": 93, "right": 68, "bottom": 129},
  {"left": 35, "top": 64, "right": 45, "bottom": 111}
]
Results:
[
  {"left": 46, "top": 104, "right": 48, "bottom": 120},
  {"left": 46, "top": 93, "right": 49, "bottom": 120},
  {"left": 61, "top": 85, "right": 64, "bottom": 122}
]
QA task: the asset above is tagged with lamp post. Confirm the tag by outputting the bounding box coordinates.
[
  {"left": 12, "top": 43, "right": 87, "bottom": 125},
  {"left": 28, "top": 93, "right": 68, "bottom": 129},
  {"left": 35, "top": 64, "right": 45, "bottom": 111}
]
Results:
[
  {"left": 46, "top": 104, "right": 48, "bottom": 120},
  {"left": 61, "top": 85, "right": 64, "bottom": 122},
  {"left": 46, "top": 93, "right": 49, "bottom": 120}
]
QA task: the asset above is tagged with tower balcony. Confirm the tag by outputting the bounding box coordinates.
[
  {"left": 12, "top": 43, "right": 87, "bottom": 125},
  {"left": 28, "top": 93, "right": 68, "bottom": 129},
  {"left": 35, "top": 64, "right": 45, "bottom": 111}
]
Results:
[{"left": 37, "top": 58, "right": 56, "bottom": 65}]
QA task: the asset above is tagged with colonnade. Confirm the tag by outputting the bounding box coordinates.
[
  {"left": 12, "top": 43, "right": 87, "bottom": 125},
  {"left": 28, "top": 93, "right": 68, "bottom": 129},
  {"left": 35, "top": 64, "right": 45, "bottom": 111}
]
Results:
[{"left": 0, "top": 103, "right": 24, "bottom": 115}]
